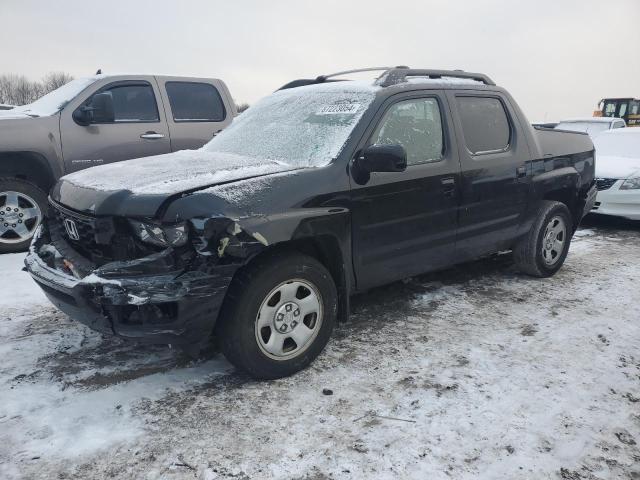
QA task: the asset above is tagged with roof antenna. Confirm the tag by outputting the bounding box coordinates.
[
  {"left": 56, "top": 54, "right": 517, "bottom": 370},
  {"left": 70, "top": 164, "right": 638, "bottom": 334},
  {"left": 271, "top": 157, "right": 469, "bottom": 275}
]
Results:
[{"left": 95, "top": 69, "right": 102, "bottom": 75}]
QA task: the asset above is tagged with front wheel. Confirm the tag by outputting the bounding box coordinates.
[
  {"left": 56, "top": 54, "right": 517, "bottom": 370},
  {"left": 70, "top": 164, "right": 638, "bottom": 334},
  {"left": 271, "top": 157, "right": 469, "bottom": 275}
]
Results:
[
  {"left": 217, "top": 251, "right": 338, "bottom": 379},
  {"left": 513, "top": 200, "right": 573, "bottom": 277},
  {"left": 0, "top": 178, "right": 47, "bottom": 254}
]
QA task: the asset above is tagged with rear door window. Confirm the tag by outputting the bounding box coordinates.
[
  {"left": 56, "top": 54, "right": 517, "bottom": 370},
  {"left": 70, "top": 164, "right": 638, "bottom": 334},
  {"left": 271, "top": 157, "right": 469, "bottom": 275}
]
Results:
[
  {"left": 456, "top": 96, "right": 510, "bottom": 155},
  {"left": 165, "top": 82, "right": 225, "bottom": 122}
]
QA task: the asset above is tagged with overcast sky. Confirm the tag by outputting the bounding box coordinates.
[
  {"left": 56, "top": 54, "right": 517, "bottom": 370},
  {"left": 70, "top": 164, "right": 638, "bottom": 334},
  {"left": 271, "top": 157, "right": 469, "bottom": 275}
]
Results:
[{"left": 1, "top": 0, "right": 638, "bottom": 121}]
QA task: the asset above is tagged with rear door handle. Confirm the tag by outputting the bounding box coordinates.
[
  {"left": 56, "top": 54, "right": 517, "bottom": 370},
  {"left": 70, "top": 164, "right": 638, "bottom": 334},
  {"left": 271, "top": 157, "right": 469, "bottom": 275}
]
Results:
[
  {"left": 140, "top": 131, "right": 165, "bottom": 140},
  {"left": 441, "top": 177, "right": 456, "bottom": 197},
  {"left": 516, "top": 166, "right": 527, "bottom": 177}
]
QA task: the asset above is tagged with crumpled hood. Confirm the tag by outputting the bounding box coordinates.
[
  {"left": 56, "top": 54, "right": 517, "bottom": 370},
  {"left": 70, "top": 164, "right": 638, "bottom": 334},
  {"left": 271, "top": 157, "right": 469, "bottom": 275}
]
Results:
[
  {"left": 53, "top": 150, "right": 299, "bottom": 217},
  {"left": 595, "top": 155, "right": 640, "bottom": 179}
]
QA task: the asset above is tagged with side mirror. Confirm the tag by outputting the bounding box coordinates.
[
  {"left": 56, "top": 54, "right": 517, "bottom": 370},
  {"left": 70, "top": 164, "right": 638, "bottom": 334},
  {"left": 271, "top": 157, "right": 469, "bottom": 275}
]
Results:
[
  {"left": 351, "top": 144, "right": 407, "bottom": 184},
  {"left": 90, "top": 92, "right": 115, "bottom": 123},
  {"left": 72, "top": 92, "right": 115, "bottom": 126},
  {"left": 72, "top": 105, "right": 92, "bottom": 126}
]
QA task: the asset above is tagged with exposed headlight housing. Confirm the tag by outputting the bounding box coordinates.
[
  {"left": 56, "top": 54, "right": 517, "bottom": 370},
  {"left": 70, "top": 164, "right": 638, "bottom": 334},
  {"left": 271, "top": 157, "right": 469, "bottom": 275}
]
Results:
[
  {"left": 620, "top": 176, "right": 640, "bottom": 190},
  {"left": 128, "top": 220, "right": 189, "bottom": 247}
]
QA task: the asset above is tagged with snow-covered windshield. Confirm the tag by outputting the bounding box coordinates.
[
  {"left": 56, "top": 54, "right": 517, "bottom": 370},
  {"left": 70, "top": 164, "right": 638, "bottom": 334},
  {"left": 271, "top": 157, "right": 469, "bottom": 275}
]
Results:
[
  {"left": 556, "top": 121, "right": 610, "bottom": 137},
  {"left": 204, "top": 81, "right": 378, "bottom": 168},
  {"left": 11, "top": 77, "right": 97, "bottom": 117}
]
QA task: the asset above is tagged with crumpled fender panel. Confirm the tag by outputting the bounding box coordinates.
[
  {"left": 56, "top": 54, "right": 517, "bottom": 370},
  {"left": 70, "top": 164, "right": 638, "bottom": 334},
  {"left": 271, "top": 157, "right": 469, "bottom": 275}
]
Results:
[{"left": 188, "top": 207, "right": 352, "bottom": 272}]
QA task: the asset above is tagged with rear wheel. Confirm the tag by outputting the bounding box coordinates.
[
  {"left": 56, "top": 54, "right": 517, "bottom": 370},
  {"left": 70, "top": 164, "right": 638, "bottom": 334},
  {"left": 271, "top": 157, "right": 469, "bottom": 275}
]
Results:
[
  {"left": 0, "top": 178, "right": 47, "bottom": 253},
  {"left": 217, "top": 251, "right": 337, "bottom": 379},
  {"left": 513, "top": 200, "right": 573, "bottom": 277}
]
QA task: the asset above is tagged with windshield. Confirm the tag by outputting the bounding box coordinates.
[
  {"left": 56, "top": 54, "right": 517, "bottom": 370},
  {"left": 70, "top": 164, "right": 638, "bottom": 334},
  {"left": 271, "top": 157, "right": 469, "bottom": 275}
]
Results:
[
  {"left": 11, "top": 77, "right": 97, "bottom": 117},
  {"left": 204, "top": 81, "right": 378, "bottom": 168},
  {"left": 556, "top": 121, "right": 610, "bottom": 137}
]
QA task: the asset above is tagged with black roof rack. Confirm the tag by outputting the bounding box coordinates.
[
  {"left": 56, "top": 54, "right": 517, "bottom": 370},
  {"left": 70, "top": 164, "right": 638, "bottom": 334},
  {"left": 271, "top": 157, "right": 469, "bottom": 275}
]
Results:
[
  {"left": 314, "top": 66, "right": 403, "bottom": 82},
  {"left": 376, "top": 68, "right": 495, "bottom": 87},
  {"left": 278, "top": 78, "right": 342, "bottom": 90},
  {"left": 278, "top": 66, "right": 407, "bottom": 90},
  {"left": 278, "top": 67, "right": 494, "bottom": 91}
]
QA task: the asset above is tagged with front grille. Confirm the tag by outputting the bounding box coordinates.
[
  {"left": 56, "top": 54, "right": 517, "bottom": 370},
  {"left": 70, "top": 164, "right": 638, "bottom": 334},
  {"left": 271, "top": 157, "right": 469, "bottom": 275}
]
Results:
[
  {"left": 52, "top": 207, "right": 96, "bottom": 249},
  {"left": 50, "top": 202, "right": 109, "bottom": 262},
  {"left": 596, "top": 178, "right": 617, "bottom": 191},
  {"left": 48, "top": 201, "right": 158, "bottom": 265}
]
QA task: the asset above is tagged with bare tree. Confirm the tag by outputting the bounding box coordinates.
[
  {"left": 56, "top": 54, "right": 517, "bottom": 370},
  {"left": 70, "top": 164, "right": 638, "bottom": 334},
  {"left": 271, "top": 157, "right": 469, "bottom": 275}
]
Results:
[
  {"left": 0, "top": 75, "right": 15, "bottom": 105},
  {"left": 0, "top": 74, "right": 36, "bottom": 105},
  {"left": 41, "top": 72, "right": 74, "bottom": 93},
  {"left": 0, "top": 72, "right": 74, "bottom": 106},
  {"left": 9, "top": 75, "right": 39, "bottom": 105}
]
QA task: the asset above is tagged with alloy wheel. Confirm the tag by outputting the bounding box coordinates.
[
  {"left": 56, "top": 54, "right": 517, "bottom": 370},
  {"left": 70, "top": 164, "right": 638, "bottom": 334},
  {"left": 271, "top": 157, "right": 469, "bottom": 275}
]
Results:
[{"left": 0, "top": 191, "right": 42, "bottom": 244}]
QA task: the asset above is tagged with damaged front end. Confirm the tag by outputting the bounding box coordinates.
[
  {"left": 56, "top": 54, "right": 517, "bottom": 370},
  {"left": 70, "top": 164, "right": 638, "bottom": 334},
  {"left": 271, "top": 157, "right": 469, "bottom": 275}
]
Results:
[{"left": 24, "top": 206, "right": 268, "bottom": 346}]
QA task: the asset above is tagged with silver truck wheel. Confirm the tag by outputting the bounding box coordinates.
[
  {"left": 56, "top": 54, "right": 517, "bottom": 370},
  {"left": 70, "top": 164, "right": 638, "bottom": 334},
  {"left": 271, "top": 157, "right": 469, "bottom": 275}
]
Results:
[
  {"left": 0, "top": 190, "right": 43, "bottom": 246},
  {"left": 541, "top": 215, "right": 566, "bottom": 266},
  {"left": 218, "top": 251, "right": 337, "bottom": 379},
  {"left": 513, "top": 200, "right": 572, "bottom": 278},
  {"left": 255, "top": 279, "right": 323, "bottom": 361}
]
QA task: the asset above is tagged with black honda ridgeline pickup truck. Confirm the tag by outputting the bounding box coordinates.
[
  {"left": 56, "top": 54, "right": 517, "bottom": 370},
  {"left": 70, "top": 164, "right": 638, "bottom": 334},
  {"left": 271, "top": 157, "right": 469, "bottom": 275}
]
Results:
[{"left": 25, "top": 68, "right": 596, "bottom": 379}]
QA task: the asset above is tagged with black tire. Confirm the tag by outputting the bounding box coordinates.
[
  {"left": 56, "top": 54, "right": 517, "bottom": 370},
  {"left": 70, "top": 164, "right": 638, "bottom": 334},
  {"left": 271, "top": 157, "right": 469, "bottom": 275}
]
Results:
[
  {"left": 0, "top": 178, "right": 47, "bottom": 254},
  {"left": 513, "top": 200, "right": 573, "bottom": 277},
  {"left": 217, "top": 251, "right": 338, "bottom": 379}
]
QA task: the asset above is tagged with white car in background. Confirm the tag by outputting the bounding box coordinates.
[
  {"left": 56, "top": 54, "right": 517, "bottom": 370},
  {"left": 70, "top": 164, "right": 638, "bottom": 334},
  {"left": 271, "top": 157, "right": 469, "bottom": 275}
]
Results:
[
  {"left": 556, "top": 117, "right": 625, "bottom": 139},
  {"left": 591, "top": 129, "right": 640, "bottom": 220}
]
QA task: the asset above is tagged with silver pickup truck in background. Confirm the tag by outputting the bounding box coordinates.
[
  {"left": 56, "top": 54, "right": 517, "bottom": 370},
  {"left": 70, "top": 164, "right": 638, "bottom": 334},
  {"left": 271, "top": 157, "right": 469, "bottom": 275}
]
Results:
[{"left": 0, "top": 74, "right": 236, "bottom": 252}]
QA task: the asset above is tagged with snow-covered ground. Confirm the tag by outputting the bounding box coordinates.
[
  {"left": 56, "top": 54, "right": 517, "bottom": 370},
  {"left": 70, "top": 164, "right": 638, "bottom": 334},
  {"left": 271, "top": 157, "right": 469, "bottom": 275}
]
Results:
[{"left": 1, "top": 216, "right": 639, "bottom": 480}]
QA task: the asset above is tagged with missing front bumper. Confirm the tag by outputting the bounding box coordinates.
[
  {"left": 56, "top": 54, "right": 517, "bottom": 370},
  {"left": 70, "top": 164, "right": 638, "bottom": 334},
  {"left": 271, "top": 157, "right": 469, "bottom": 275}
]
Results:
[{"left": 24, "top": 224, "right": 239, "bottom": 345}]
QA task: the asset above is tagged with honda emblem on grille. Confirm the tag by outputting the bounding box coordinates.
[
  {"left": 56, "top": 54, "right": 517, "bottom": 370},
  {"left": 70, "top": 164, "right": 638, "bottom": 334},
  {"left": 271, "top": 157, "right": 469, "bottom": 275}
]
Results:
[{"left": 63, "top": 218, "right": 80, "bottom": 241}]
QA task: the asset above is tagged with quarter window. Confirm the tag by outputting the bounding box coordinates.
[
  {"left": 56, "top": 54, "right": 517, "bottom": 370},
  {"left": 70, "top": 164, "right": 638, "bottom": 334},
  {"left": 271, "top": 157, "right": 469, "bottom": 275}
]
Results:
[
  {"left": 457, "top": 96, "right": 510, "bottom": 154},
  {"left": 370, "top": 98, "right": 444, "bottom": 166},
  {"left": 166, "top": 82, "right": 225, "bottom": 122},
  {"left": 93, "top": 84, "right": 159, "bottom": 123}
]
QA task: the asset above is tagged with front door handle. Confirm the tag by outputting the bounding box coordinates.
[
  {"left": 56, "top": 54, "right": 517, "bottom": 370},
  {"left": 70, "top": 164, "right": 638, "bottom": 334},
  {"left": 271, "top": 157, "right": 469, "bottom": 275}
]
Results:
[
  {"left": 516, "top": 166, "right": 527, "bottom": 178},
  {"left": 140, "top": 131, "right": 165, "bottom": 140},
  {"left": 441, "top": 177, "right": 456, "bottom": 197}
]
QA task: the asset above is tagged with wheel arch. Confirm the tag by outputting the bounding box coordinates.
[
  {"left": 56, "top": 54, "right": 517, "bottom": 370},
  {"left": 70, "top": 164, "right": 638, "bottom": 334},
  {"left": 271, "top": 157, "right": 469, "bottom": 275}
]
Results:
[
  {"left": 541, "top": 188, "right": 580, "bottom": 231},
  {"left": 0, "top": 151, "right": 59, "bottom": 193},
  {"left": 532, "top": 167, "right": 582, "bottom": 231},
  {"left": 241, "top": 235, "right": 351, "bottom": 323},
  {"left": 194, "top": 209, "right": 353, "bottom": 323}
]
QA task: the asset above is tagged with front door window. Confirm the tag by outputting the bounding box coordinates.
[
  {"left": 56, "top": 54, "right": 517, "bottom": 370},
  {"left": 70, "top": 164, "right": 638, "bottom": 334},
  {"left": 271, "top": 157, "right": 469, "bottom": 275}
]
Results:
[{"left": 370, "top": 98, "right": 444, "bottom": 165}]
